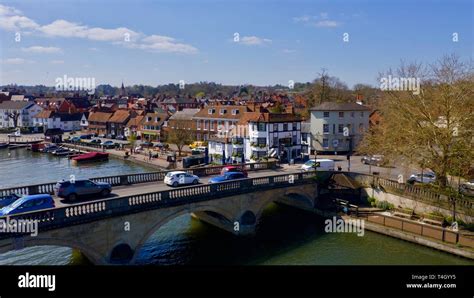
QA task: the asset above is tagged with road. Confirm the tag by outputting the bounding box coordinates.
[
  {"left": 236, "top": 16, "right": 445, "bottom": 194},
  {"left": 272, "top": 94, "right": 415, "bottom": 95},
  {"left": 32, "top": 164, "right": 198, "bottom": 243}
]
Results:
[{"left": 53, "top": 166, "right": 303, "bottom": 207}]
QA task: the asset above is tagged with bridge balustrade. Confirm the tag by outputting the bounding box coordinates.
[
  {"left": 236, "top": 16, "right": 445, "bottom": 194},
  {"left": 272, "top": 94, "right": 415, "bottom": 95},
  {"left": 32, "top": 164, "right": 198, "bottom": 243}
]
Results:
[{"left": 0, "top": 171, "right": 315, "bottom": 240}]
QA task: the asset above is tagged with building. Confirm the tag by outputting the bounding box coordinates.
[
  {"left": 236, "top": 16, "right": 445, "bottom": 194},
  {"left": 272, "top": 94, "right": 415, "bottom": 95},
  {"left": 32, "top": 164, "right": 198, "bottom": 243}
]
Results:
[
  {"left": 309, "top": 102, "right": 370, "bottom": 153},
  {"left": 240, "top": 112, "right": 303, "bottom": 162},
  {"left": 125, "top": 115, "right": 144, "bottom": 138},
  {"left": 139, "top": 112, "right": 168, "bottom": 141},
  {"left": 33, "top": 111, "right": 83, "bottom": 132},
  {"left": 87, "top": 111, "right": 112, "bottom": 136},
  {"left": 193, "top": 104, "right": 249, "bottom": 141},
  {"left": 164, "top": 108, "right": 200, "bottom": 138},
  {"left": 159, "top": 97, "right": 200, "bottom": 112},
  {"left": 0, "top": 101, "right": 42, "bottom": 129},
  {"left": 106, "top": 110, "right": 133, "bottom": 138},
  {"left": 300, "top": 121, "right": 311, "bottom": 155}
]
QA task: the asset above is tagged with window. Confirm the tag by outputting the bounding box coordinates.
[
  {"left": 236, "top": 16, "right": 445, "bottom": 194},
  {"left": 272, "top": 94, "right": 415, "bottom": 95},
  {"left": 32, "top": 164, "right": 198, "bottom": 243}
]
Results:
[
  {"left": 204, "top": 120, "right": 209, "bottom": 130},
  {"left": 322, "top": 139, "right": 329, "bottom": 148},
  {"left": 273, "top": 136, "right": 278, "bottom": 147},
  {"left": 323, "top": 112, "right": 330, "bottom": 117},
  {"left": 208, "top": 108, "right": 215, "bottom": 114},
  {"left": 219, "top": 109, "right": 227, "bottom": 115},
  {"left": 351, "top": 112, "right": 354, "bottom": 117},
  {"left": 323, "top": 124, "right": 329, "bottom": 133},
  {"left": 273, "top": 123, "right": 278, "bottom": 131},
  {"left": 231, "top": 109, "right": 239, "bottom": 115},
  {"left": 257, "top": 138, "right": 266, "bottom": 145},
  {"left": 257, "top": 122, "right": 266, "bottom": 131},
  {"left": 197, "top": 120, "right": 201, "bottom": 129},
  {"left": 359, "top": 123, "right": 364, "bottom": 133},
  {"left": 339, "top": 112, "right": 344, "bottom": 118},
  {"left": 210, "top": 120, "right": 214, "bottom": 131},
  {"left": 283, "top": 123, "right": 288, "bottom": 131},
  {"left": 293, "top": 122, "right": 298, "bottom": 131},
  {"left": 292, "top": 135, "right": 297, "bottom": 145},
  {"left": 338, "top": 124, "right": 344, "bottom": 133}
]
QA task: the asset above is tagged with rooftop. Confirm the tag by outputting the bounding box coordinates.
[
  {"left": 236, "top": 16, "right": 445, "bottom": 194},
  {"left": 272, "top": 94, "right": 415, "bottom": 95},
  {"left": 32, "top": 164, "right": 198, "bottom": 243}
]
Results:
[{"left": 310, "top": 102, "right": 371, "bottom": 111}]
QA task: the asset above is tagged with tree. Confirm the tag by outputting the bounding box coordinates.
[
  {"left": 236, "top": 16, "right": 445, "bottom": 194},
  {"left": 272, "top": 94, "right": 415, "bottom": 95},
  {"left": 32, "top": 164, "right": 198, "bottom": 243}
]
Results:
[
  {"left": 127, "top": 134, "right": 137, "bottom": 154},
  {"left": 165, "top": 120, "right": 193, "bottom": 157},
  {"left": 358, "top": 54, "right": 474, "bottom": 187},
  {"left": 7, "top": 111, "right": 20, "bottom": 128}
]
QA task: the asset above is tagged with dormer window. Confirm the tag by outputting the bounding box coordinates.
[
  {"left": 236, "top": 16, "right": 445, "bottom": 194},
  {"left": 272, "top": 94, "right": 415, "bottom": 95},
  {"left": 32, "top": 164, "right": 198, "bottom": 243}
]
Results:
[
  {"left": 232, "top": 109, "right": 239, "bottom": 115},
  {"left": 208, "top": 108, "right": 215, "bottom": 114},
  {"left": 219, "top": 109, "right": 227, "bottom": 115}
]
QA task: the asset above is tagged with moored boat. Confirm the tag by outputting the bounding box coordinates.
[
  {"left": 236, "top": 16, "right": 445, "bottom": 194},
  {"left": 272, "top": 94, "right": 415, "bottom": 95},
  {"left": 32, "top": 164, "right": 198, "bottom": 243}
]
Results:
[
  {"left": 71, "top": 152, "right": 109, "bottom": 164},
  {"left": 0, "top": 142, "right": 8, "bottom": 149}
]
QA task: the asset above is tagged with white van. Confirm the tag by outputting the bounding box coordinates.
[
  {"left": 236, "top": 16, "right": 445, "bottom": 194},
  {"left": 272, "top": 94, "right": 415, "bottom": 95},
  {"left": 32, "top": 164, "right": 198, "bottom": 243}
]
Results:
[{"left": 301, "top": 159, "right": 335, "bottom": 171}]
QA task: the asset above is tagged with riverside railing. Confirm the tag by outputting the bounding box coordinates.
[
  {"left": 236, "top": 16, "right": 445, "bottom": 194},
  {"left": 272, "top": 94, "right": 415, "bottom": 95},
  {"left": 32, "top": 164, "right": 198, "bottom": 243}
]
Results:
[
  {"left": 348, "top": 172, "right": 473, "bottom": 212},
  {"left": 0, "top": 170, "right": 317, "bottom": 239},
  {"left": 0, "top": 161, "right": 278, "bottom": 197}
]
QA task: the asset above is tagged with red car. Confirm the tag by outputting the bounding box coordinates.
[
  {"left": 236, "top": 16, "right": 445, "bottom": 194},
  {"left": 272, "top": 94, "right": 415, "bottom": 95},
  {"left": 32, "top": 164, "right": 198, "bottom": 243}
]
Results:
[{"left": 220, "top": 166, "right": 248, "bottom": 177}]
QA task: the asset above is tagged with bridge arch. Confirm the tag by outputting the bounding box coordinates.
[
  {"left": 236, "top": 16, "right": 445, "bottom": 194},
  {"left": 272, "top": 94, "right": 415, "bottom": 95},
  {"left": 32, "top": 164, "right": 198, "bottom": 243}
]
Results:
[
  {"left": 0, "top": 237, "right": 104, "bottom": 265},
  {"left": 130, "top": 204, "right": 235, "bottom": 264}
]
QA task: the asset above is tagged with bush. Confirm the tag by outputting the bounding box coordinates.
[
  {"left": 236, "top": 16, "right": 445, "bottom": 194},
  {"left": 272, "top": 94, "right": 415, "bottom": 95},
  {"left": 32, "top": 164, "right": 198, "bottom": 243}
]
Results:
[
  {"left": 376, "top": 200, "right": 394, "bottom": 210},
  {"left": 367, "top": 196, "right": 377, "bottom": 206}
]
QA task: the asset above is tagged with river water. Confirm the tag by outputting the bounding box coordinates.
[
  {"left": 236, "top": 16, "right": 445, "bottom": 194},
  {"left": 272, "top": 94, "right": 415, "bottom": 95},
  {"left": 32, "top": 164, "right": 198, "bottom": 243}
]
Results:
[{"left": 0, "top": 149, "right": 472, "bottom": 265}]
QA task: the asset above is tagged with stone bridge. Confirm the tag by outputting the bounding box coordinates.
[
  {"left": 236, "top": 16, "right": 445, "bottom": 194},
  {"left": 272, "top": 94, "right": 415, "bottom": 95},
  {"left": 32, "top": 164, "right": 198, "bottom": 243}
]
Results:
[{"left": 0, "top": 171, "right": 324, "bottom": 264}]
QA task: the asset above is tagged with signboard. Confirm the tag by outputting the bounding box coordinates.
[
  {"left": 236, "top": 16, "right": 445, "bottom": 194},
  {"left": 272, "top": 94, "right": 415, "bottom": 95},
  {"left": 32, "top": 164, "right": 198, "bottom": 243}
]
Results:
[{"left": 332, "top": 139, "right": 339, "bottom": 148}]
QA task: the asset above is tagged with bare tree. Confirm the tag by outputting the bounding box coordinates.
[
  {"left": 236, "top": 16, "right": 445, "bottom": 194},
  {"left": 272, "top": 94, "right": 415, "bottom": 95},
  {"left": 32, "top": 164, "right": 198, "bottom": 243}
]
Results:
[
  {"left": 359, "top": 54, "right": 474, "bottom": 187},
  {"left": 7, "top": 111, "right": 20, "bottom": 128}
]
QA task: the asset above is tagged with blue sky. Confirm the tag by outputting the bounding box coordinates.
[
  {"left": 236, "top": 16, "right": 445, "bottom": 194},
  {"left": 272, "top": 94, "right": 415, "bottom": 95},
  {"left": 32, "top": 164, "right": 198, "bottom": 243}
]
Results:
[{"left": 0, "top": 0, "right": 472, "bottom": 88}]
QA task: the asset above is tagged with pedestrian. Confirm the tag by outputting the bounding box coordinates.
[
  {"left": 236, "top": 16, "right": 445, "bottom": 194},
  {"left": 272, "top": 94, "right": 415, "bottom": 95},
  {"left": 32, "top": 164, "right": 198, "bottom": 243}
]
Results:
[{"left": 148, "top": 150, "right": 152, "bottom": 161}]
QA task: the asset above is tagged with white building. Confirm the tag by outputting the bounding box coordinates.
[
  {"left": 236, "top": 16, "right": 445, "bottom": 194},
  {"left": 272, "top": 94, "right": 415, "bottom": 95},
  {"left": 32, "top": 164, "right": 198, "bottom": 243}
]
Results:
[
  {"left": 309, "top": 102, "right": 370, "bottom": 153},
  {"left": 208, "top": 111, "right": 303, "bottom": 163},
  {"left": 33, "top": 111, "right": 83, "bottom": 132},
  {"left": 0, "top": 101, "right": 42, "bottom": 129}
]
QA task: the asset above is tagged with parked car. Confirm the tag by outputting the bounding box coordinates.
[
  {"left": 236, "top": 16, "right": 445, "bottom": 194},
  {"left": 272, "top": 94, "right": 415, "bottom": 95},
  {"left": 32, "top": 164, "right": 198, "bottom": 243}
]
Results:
[
  {"left": 54, "top": 179, "right": 112, "bottom": 202},
  {"left": 116, "top": 135, "right": 127, "bottom": 141},
  {"left": 407, "top": 173, "right": 436, "bottom": 184},
  {"left": 460, "top": 180, "right": 474, "bottom": 196},
  {"left": 164, "top": 171, "right": 200, "bottom": 187},
  {"left": 80, "top": 134, "right": 93, "bottom": 139},
  {"left": 0, "top": 193, "right": 21, "bottom": 208},
  {"left": 71, "top": 136, "right": 82, "bottom": 142},
  {"left": 90, "top": 138, "right": 101, "bottom": 144},
  {"left": 220, "top": 166, "right": 248, "bottom": 177},
  {"left": 361, "top": 155, "right": 387, "bottom": 166},
  {"left": 209, "top": 172, "right": 247, "bottom": 184},
  {"left": 0, "top": 194, "right": 55, "bottom": 216},
  {"left": 101, "top": 140, "right": 117, "bottom": 149},
  {"left": 301, "top": 159, "right": 335, "bottom": 171},
  {"left": 189, "top": 141, "right": 204, "bottom": 149},
  {"left": 98, "top": 134, "right": 106, "bottom": 138},
  {"left": 141, "top": 141, "right": 153, "bottom": 147}
]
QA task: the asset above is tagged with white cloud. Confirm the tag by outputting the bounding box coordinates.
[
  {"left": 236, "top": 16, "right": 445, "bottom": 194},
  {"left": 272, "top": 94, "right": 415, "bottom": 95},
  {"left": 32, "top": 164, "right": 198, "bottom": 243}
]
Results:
[
  {"left": 21, "top": 46, "right": 62, "bottom": 54},
  {"left": 1, "top": 58, "right": 34, "bottom": 64},
  {"left": 239, "top": 36, "right": 272, "bottom": 46},
  {"left": 0, "top": 5, "right": 39, "bottom": 31},
  {"left": 0, "top": 4, "right": 198, "bottom": 54},
  {"left": 131, "top": 34, "right": 198, "bottom": 54},
  {"left": 293, "top": 13, "right": 342, "bottom": 28}
]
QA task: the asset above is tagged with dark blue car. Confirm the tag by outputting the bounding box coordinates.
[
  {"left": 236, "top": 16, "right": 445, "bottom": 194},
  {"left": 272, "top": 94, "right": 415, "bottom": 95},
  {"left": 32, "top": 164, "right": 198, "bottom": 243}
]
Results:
[
  {"left": 0, "top": 194, "right": 55, "bottom": 216},
  {"left": 0, "top": 193, "right": 21, "bottom": 208},
  {"left": 208, "top": 172, "right": 247, "bottom": 184}
]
